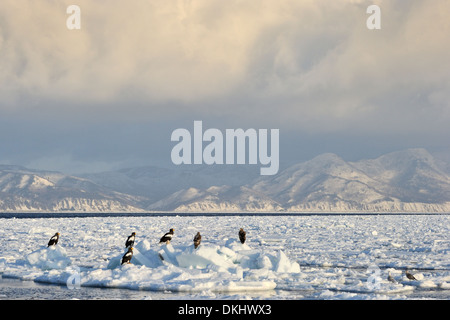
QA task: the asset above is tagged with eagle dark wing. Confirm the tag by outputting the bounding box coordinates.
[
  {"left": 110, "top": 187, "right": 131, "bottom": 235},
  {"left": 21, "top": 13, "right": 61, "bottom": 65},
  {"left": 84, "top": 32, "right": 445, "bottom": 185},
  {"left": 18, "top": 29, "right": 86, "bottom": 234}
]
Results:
[
  {"left": 160, "top": 229, "right": 174, "bottom": 243},
  {"left": 47, "top": 234, "right": 59, "bottom": 247},
  {"left": 159, "top": 233, "right": 171, "bottom": 243},
  {"left": 239, "top": 229, "right": 246, "bottom": 244},
  {"left": 193, "top": 232, "right": 202, "bottom": 249},
  {"left": 406, "top": 271, "right": 416, "bottom": 280},
  {"left": 121, "top": 249, "right": 133, "bottom": 265},
  {"left": 125, "top": 235, "right": 135, "bottom": 248}
]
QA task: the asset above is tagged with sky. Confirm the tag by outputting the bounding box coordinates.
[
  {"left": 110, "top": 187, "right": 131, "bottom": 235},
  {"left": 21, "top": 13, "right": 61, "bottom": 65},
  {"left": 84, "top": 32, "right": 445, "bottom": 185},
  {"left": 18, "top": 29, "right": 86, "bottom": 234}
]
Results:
[{"left": 0, "top": 0, "right": 449, "bottom": 174}]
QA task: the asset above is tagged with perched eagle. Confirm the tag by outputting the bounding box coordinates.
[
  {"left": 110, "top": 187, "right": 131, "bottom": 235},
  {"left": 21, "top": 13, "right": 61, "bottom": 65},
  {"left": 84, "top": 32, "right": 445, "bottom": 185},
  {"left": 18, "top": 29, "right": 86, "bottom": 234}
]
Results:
[
  {"left": 121, "top": 247, "right": 133, "bottom": 265},
  {"left": 47, "top": 232, "right": 60, "bottom": 247},
  {"left": 239, "top": 228, "right": 246, "bottom": 244},
  {"left": 159, "top": 228, "right": 174, "bottom": 244},
  {"left": 125, "top": 232, "right": 136, "bottom": 248},
  {"left": 406, "top": 270, "right": 417, "bottom": 280},
  {"left": 193, "top": 232, "right": 202, "bottom": 249}
]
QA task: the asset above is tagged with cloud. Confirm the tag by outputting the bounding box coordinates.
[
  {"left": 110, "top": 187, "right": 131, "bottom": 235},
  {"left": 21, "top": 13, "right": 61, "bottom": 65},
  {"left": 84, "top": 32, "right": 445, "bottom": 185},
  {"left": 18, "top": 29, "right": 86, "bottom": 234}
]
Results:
[
  {"left": 0, "top": 0, "right": 449, "bottom": 171},
  {"left": 0, "top": 0, "right": 262, "bottom": 106},
  {"left": 1, "top": 1, "right": 449, "bottom": 112},
  {"left": 240, "top": 0, "right": 450, "bottom": 132}
]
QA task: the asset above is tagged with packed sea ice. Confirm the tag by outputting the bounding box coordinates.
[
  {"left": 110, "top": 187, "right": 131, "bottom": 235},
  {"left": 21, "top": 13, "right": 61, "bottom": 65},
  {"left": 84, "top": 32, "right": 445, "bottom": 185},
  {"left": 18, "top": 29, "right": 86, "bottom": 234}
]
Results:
[{"left": 0, "top": 214, "right": 449, "bottom": 299}]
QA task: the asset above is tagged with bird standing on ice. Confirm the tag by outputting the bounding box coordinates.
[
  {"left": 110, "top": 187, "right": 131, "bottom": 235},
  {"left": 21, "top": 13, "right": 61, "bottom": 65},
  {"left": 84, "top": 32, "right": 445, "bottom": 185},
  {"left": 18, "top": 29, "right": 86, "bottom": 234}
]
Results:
[
  {"left": 121, "top": 247, "right": 133, "bottom": 265},
  {"left": 193, "top": 232, "right": 201, "bottom": 249},
  {"left": 159, "top": 228, "right": 174, "bottom": 244},
  {"left": 47, "top": 233, "right": 60, "bottom": 247},
  {"left": 125, "top": 232, "right": 136, "bottom": 248},
  {"left": 239, "top": 228, "right": 246, "bottom": 244},
  {"left": 406, "top": 270, "right": 417, "bottom": 280}
]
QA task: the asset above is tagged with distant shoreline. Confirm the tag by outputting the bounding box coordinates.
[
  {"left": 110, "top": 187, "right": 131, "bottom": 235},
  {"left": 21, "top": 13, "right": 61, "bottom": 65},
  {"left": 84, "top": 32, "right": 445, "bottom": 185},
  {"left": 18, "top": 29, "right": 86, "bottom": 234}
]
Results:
[{"left": 0, "top": 212, "right": 448, "bottom": 219}]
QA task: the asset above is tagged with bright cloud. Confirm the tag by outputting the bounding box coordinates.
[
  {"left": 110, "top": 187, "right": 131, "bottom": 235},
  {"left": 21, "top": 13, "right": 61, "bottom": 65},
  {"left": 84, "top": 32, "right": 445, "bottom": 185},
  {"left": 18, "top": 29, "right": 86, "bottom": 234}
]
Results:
[{"left": 0, "top": 0, "right": 449, "bottom": 170}]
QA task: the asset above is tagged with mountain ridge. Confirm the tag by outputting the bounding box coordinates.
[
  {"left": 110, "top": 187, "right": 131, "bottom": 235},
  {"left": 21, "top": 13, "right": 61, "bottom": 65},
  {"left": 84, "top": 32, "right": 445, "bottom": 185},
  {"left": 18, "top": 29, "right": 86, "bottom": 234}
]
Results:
[{"left": 0, "top": 148, "right": 449, "bottom": 213}]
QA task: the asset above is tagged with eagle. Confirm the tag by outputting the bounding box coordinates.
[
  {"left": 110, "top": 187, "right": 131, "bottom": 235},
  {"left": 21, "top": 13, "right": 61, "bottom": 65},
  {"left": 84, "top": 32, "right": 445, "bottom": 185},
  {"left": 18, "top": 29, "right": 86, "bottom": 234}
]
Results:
[
  {"left": 406, "top": 270, "right": 417, "bottom": 280},
  {"left": 239, "top": 228, "right": 246, "bottom": 244},
  {"left": 47, "top": 232, "right": 60, "bottom": 247},
  {"left": 121, "top": 247, "right": 133, "bottom": 265},
  {"left": 125, "top": 232, "right": 136, "bottom": 248},
  {"left": 159, "top": 228, "right": 174, "bottom": 244},
  {"left": 193, "top": 232, "right": 201, "bottom": 249}
]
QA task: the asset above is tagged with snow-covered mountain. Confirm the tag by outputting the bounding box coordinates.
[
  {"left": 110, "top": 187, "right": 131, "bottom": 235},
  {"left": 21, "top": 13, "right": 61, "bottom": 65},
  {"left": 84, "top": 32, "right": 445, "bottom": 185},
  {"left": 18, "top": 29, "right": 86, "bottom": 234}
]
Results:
[
  {"left": 147, "top": 185, "right": 283, "bottom": 212},
  {"left": 351, "top": 149, "right": 450, "bottom": 204},
  {"left": 81, "top": 165, "right": 261, "bottom": 206},
  {"left": 0, "top": 148, "right": 449, "bottom": 213},
  {"left": 0, "top": 165, "right": 145, "bottom": 212},
  {"left": 251, "top": 153, "right": 391, "bottom": 211},
  {"left": 251, "top": 149, "right": 450, "bottom": 212}
]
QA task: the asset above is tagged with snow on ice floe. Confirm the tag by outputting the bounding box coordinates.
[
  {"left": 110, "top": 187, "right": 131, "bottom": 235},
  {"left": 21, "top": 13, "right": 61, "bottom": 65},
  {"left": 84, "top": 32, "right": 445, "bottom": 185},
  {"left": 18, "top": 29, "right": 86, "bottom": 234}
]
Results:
[
  {"left": 0, "top": 214, "right": 449, "bottom": 299},
  {"left": 2, "top": 238, "right": 300, "bottom": 293},
  {"left": 25, "top": 245, "right": 72, "bottom": 270},
  {"left": 95, "top": 238, "right": 301, "bottom": 292}
]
